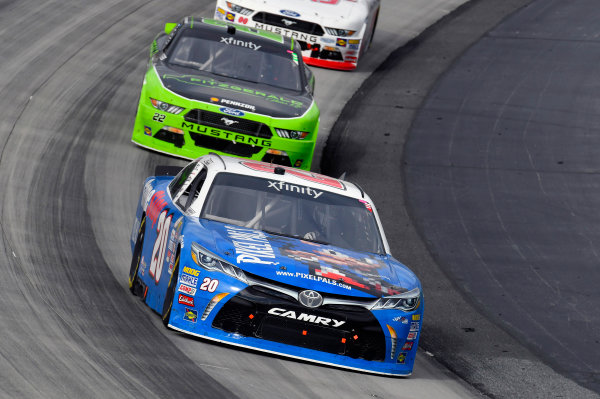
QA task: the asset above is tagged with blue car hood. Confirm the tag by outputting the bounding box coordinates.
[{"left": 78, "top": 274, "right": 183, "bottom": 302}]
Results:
[{"left": 193, "top": 220, "right": 419, "bottom": 298}]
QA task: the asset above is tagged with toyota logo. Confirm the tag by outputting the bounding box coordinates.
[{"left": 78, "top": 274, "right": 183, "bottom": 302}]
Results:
[{"left": 298, "top": 290, "right": 323, "bottom": 308}]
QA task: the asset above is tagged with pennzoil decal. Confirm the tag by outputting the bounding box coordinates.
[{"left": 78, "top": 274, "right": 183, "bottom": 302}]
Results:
[{"left": 162, "top": 74, "right": 304, "bottom": 108}]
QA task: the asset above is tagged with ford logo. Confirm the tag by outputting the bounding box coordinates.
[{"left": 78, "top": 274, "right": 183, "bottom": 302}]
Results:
[
  {"left": 280, "top": 9, "right": 301, "bottom": 18},
  {"left": 298, "top": 290, "right": 323, "bottom": 308},
  {"left": 219, "top": 107, "right": 244, "bottom": 117}
]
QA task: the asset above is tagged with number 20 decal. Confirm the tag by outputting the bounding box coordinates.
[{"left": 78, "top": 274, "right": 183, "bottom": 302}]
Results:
[
  {"left": 200, "top": 277, "right": 219, "bottom": 293},
  {"left": 149, "top": 209, "right": 173, "bottom": 284}
]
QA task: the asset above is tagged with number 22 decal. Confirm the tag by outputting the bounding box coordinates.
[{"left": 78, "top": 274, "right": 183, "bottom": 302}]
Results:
[
  {"left": 149, "top": 209, "right": 173, "bottom": 284},
  {"left": 200, "top": 277, "right": 219, "bottom": 293}
]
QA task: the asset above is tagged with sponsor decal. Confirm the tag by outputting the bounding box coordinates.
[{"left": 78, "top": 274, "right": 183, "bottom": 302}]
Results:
[
  {"left": 268, "top": 308, "right": 345, "bottom": 327},
  {"left": 226, "top": 12, "right": 235, "bottom": 22},
  {"left": 184, "top": 308, "right": 198, "bottom": 323},
  {"left": 144, "top": 126, "right": 152, "bottom": 136},
  {"left": 146, "top": 191, "right": 168, "bottom": 228},
  {"left": 397, "top": 352, "right": 407, "bottom": 364},
  {"left": 178, "top": 294, "right": 194, "bottom": 307},
  {"left": 280, "top": 9, "right": 301, "bottom": 17},
  {"left": 225, "top": 225, "right": 278, "bottom": 265},
  {"left": 216, "top": 7, "right": 226, "bottom": 16},
  {"left": 180, "top": 274, "right": 198, "bottom": 287},
  {"left": 179, "top": 284, "right": 197, "bottom": 296},
  {"left": 348, "top": 39, "right": 360, "bottom": 44},
  {"left": 320, "top": 37, "right": 335, "bottom": 44},
  {"left": 407, "top": 332, "right": 418, "bottom": 341},
  {"left": 275, "top": 270, "right": 352, "bottom": 290},
  {"left": 253, "top": 23, "right": 318, "bottom": 43},
  {"left": 163, "top": 74, "right": 304, "bottom": 108},
  {"left": 267, "top": 180, "right": 323, "bottom": 199},
  {"left": 412, "top": 314, "right": 421, "bottom": 321},
  {"left": 277, "top": 244, "right": 404, "bottom": 297},
  {"left": 215, "top": 98, "right": 256, "bottom": 112},
  {"left": 402, "top": 342, "right": 414, "bottom": 351},
  {"left": 336, "top": 38, "right": 347, "bottom": 47},
  {"left": 348, "top": 44, "right": 360, "bottom": 50},
  {"left": 393, "top": 316, "right": 408, "bottom": 324},
  {"left": 183, "top": 266, "right": 200, "bottom": 277},
  {"left": 219, "top": 107, "right": 245, "bottom": 117},
  {"left": 220, "top": 36, "right": 261, "bottom": 51},
  {"left": 410, "top": 322, "right": 420, "bottom": 332},
  {"left": 181, "top": 122, "right": 271, "bottom": 147},
  {"left": 241, "top": 161, "right": 345, "bottom": 190}
]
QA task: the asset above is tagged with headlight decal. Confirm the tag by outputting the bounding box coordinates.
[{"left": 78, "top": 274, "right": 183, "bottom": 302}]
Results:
[
  {"left": 191, "top": 242, "right": 248, "bottom": 284},
  {"left": 371, "top": 287, "right": 421, "bottom": 311},
  {"left": 150, "top": 98, "right": 184, "bottom": 114}
]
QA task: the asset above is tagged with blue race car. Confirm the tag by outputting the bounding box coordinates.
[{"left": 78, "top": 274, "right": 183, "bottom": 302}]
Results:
[{"left": 129, "top": 154, "right": 423, "bottom": 376}]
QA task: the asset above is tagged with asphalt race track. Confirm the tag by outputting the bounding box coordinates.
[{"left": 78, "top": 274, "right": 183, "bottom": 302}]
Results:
[
  {"left": 405, "top": 0, "right": 600, "bottom": 394},
  {"left": 0, "top": 0, "right": 598, "bottom": 398},
  {"left": 324, "top": 0, "right": 600, "bottom": 397}
]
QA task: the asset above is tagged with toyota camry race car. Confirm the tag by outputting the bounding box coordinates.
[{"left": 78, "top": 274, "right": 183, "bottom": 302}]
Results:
[
  {"left": 129, "top": 154, "right": 423, "bottom": 376},
  {"left": 131, "top": 17, "right": 320, "bottom": 170},
  {"left": 214, "top": 0, "right": 380, "bottom": 70}
]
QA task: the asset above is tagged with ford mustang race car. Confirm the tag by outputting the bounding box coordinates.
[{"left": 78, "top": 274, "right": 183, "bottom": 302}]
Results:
[
  {"left": 131, "top": 17, "right": 319, "bottom": 170},
  {"left": 129, "top": 154, "right": 423, "bottom": 376},
  {"left": 214, "top": 0, "right": 380, "bottom": 70}
]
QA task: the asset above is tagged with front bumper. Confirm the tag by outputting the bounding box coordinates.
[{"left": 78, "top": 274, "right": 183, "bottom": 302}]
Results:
[
  {"left": 131, "top": 96, "right": 317, "bottom": 170},
  {"left": 168, "top": 284, "right": 423, "bottom": 376}
]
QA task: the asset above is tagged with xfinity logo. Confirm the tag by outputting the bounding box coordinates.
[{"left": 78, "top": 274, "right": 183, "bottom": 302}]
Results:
[
  {"left": 220, "top": 37, "right": 261, "bottom": 50},
  {"left": 280, "top": 9, "right": 301, "bottom": 17},
  {"left": 281, "top": 18, "right": 297, "bottom": 27},
  {"left": 268, "top": 308, "right": 345, "bottom": 328},
  {"left": 221, "top": 117, "right": 239, "bottom": 126},
  {"left": 267, "top": 180, "right": 323, "bottom": 199},
  {"left": 219, "top": 107, "right": 245, "bottom": 117}
]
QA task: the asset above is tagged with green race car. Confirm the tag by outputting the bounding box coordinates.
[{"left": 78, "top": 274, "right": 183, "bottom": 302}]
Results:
[{"left": 132, "top": 17, "right": 320, "bottom": 170}]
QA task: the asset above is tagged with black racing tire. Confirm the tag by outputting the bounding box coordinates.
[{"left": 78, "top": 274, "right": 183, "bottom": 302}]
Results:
[
  {"left": 161, "top": 247, "right": 180, "bottom": 328},
  {"left": 129, "top": 215, "right": 146, "bottom": 295}
]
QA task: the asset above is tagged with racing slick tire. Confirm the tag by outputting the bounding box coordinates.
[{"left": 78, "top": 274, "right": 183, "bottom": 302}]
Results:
[
  {"left": 161, "top": 247, "right": 180, "bottom": 328},
  {"left": 129, "top": 215, "right": 146, "bottom": 295}
]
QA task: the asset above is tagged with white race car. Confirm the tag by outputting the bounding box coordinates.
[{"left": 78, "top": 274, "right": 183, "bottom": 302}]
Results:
[{"left": 214, "top": 0, "right": 380, "bottom": 71}]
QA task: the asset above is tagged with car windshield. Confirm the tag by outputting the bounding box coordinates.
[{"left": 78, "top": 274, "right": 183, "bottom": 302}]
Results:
[
  {"left": 200, "top": 173, "right": 385, "bottom": 254},
  {"left": 167, "top": 28, "right": 302, "bottom": 92}
]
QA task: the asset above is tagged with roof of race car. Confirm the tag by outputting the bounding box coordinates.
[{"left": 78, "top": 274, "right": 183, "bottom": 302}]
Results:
[
  {"left": 199, "top": 153, "right": 366, "bottom": 199},
  {"left": 228, "top": 0, "right": 377, "bottom": 29}
]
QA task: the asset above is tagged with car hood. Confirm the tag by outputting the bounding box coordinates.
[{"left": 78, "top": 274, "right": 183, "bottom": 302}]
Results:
[
  {"left": 154, "top": 63, "right": 313, "bottom": 118},
  {"left": 243, "top": 0, "right": 369, "bottom": 29},
  {"left": 192, "top": 220, "right": 419, "bottom": 298}
]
